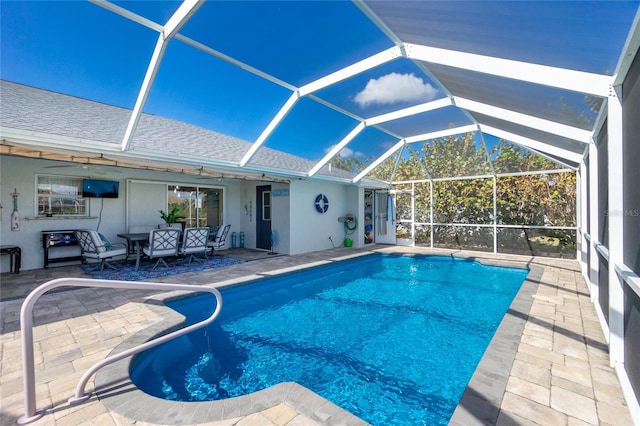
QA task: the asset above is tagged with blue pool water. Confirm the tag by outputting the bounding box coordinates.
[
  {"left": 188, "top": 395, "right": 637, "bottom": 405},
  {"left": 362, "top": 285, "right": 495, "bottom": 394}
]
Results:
[{"left": 130, "top": 254, "right": 528, "bottom": 425}]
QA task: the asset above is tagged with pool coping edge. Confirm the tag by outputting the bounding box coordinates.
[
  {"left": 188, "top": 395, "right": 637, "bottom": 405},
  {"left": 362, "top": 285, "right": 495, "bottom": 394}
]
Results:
[{"left": 449, "top": 263, "right": 542, "bottom": 425}]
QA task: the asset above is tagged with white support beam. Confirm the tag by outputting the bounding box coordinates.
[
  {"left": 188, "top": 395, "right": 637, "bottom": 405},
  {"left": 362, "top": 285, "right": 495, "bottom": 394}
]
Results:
[
  {"left": 120, "top": 0, "right": 203, "bottom": 152},
  {"left": 239, "top": 92, "right": 299, "bottom": 167},
  {"left": 405, "top": 144, "right": 433, "bottom": 180},
  {"left": 493, "top": 177, "right": 497, "bottom": 253},
  {"left": 454, "top": 97, "right": 592, "bottom": 144},
  {"left": 89, "top": 0, "right": 163, "bottom": 32},
  {"left": 429, "top": 181, "right": 434, "bottom": 249},
  {"left": 353, "top": 140, "right": 405, "bottom": 183},
  {"left": 298, "top": 46, "right": 402, "bottom": 97},
  {"left": 592, "top": 97, "right": 610, "bottom": 144},
  {"left": 353, "top": 1, "right": 404, "bottom": 46},
  {"left": 308, "top": 94, "right": 366, "bottom": 123},
  {"left": 365, "top": 97, "right": 452, "bottom": 126},
  {"left": 95, "top": 1, "right": 296, "bottom": 92},
  {"left": 578, "top": 161, "right": 589, "bottom": 275},
  {"left": 308, "top": 122, "right": 366, "bottom": 177},
  {"left": 405, "top": 43, "right": 612, "bottom": 97},
  {"left": 405, "top": 124, "right": 478, "bottom": 144},
  {"left": 588, "top": 140, "right": 600, "bottom": 303},
  {"left": 121, "top": 36, "right": 168, "bottom": 151},
  {"left": 176, "top": 34, "right": 296, "bottom": 91},
  {"left": 163, "top": 0, "right": 203, "bottom": 39},
  {"left": 308, "top": 94, "right": 406, "bottom": 141},
  {"left": 526, "top": 146, "right": 579, "bottom": 171},
  {"left": 479, "top": 132, "right": 496, "bottom": 176},
  {"left": 607, "top": 85, "right": 624, "bottom": 368},
  {"left": 388, "top": 144, "right": 404, "bottom": 182},
  {"left": 479, "top": 124, "right": 583, "bottom": 164},
  {"left": 613, "top": 7, "right": 640, "bottom": 86}
]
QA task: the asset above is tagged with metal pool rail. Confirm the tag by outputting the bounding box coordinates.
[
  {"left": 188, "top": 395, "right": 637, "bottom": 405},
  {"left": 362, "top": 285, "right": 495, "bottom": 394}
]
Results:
[{"left": 18, "top": 278, "right": 223, "bottom": 425}]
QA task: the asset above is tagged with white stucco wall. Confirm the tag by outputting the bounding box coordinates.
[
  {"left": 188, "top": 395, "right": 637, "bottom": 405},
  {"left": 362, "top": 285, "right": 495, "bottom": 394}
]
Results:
[
  {"left": 288, "top": 180, "right": 364, "bottom": 255},
  {"left": 238, "top": 182, "right": 257, "bottom": 250},
  {"left": 236, "top": 180, "right": 366, "bottom": 255},
  {"left": 236, "top": 180, "right": 290, "bottom": 254}
]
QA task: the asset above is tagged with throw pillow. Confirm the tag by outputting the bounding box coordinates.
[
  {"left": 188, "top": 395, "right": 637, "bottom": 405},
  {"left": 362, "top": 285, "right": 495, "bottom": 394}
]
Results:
[{"left": 98, "top": 233, "right": 112, "bottom": 250}]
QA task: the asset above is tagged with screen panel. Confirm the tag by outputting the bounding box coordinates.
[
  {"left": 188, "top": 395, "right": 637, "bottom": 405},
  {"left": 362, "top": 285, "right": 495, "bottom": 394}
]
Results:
[
  {"left": 598, "top": 252, "right": 610, "bottom": 324},
  {"left": 433, "top": 225, "right": 493, "bottom": 252},
  {"left": 497, "top": 228, "right": 576, "bottom": 259},
  {"left": 623, "top": 49, "right": 640, "bottom": 276},
  {"left": 597, "top": 123, "right": 609, "bottom": 248},
  {"left": 426, "top": 63, "right": 601, "bottom": 130},
  {"left": 624, "top": 284, "right": 640, "bottom": 406}
]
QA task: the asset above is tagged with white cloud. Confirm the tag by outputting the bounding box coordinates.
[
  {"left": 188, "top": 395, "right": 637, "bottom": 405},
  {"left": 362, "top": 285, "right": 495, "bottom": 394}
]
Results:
[
  {"left": 338, "top": 147, "right": 354, "bottom": 158},
  {"left": 325, "top": 145, "right": 362, "bottom": 159},
  {"left": 354, "top": 72, "right": 438, "bottom": 108}
]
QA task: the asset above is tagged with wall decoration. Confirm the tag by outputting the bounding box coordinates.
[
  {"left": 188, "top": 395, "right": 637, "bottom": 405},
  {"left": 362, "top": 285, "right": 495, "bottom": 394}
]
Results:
[
  {"left": 11, "top": 188, "right": 20, "bottom": 231},
  {"left": 314, "top": 193, "right": 329, "bottom": 214},
  {"left": 244, "top": 200, "right": 253, "bottom": 222}
]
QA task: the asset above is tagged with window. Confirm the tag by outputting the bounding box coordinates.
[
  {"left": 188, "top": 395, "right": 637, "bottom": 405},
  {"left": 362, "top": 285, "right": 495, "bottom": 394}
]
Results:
[
  {"left": 262, "top": 191, "right": 271, "bottom": 221},
  {"left": 36, "top": 175, "right": 87, "bottom": 217}
]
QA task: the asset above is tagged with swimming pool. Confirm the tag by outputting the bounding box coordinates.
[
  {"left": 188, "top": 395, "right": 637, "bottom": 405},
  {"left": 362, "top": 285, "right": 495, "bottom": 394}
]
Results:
[{"left": 130, "top": 254, "right": 528, "bottom": 425}]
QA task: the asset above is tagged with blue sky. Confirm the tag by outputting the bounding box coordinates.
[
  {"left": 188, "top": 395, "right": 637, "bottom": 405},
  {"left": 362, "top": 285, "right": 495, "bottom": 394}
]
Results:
[{"left": 2, "top": 1, "right": 639, "bottom": 163}]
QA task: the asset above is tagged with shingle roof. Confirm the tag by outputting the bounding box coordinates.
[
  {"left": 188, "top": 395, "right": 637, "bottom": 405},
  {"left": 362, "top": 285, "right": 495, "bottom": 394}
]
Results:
[
  {"left": 1, "top": 80, "right": 128, "bottom": 145},
  {"left": 0, "top": 80, "right": 375, "bottom": 183}
]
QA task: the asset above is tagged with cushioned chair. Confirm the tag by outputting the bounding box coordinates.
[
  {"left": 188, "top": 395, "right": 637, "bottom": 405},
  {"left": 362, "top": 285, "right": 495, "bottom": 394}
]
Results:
[
  {"left": 209, "top": 225, "right": 220, "bottom": 242},
  {"left": 179, "top": 227, "right": 210, "bottom": 264},
  {"left": 75, "top": 230, "right": 127, "bottom": 271},
  {"left": 143, "top": 228, "right": 180, "bottom": 270},
  {"left": 207, "top": 224, "right": 231, "bottom": 256},
  {"left": 123, "top": 224, "right": 156, "bottom": 257}
]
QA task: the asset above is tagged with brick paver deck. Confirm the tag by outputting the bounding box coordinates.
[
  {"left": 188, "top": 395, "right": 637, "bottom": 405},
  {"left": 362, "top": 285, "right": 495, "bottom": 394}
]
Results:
[{"left": 0, "top": 247, "right": 633, "bottom": 425}]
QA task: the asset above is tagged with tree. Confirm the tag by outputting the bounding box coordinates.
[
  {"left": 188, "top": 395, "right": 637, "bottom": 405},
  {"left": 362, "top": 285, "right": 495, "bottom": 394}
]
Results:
[
  {"left": 328, "top": 156, "right": 365, "bottom": 174},
  {"left": 420, "top": 133, "right": 491, "bottom": 178},
  {"left": 491, "top": 140, "right": 558, "bottom": 174},
  {"left": 334, "top": 133, "right": 577, "bottom": 257}
]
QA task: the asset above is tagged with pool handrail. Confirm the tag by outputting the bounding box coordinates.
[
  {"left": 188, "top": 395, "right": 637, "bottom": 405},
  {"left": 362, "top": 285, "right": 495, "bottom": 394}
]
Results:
[{"left": 18, "top": 278, "right": 223, "bottom": 425}]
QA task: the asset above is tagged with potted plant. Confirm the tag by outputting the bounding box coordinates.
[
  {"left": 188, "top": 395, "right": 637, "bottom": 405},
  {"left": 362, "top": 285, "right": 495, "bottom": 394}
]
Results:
[{"left": 159, "top": 205, "right": 182, "bottom": 227}]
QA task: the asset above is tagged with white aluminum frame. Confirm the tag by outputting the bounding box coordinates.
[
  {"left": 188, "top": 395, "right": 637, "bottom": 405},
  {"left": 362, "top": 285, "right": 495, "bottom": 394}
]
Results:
[
  {"left": 607, "top": 86, "right": 624, "bottom": 367},
  {"left": 391, "top": 167, "right": 578, "bottom": 256}
]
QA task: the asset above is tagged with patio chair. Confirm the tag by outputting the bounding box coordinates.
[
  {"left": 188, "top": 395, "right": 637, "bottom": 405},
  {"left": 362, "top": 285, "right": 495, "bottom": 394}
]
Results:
[
  {"left": 143, "top": 228, "right": 181, "bottom": 270},
  {"left": 179, "top": 227, "right": 210, "bottom": 264},
  {"left": 75, "top": 230, "right": 127, "bottom": 271},
  {"left": 209, "top": 225, "right": 220, "bottom": 242},
  {"left": 123, "top": 224, "right": 156, "bottom": 257},
  {"left": 207, "top": 224, "right": 231, "bottom": 256}
]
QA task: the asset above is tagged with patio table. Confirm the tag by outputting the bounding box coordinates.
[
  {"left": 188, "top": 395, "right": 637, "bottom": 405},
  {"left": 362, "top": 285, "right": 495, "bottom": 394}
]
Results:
[
  {"left": 0, "top": 245, "right": 21, "bottom": 274},
  {"left": 117, "top": 233, "right": 149, "bottom": 271}
]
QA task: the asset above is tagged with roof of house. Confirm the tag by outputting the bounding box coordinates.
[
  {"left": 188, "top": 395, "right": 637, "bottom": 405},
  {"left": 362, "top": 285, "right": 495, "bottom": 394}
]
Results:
[{"left": 1, "top": 80, "right": 376, "bottom": 184}]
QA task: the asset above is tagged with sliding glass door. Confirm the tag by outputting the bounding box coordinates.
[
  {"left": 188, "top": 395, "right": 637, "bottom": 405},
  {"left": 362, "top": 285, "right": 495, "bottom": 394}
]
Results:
[{"left": 167, "top": 185, "right": 223, "bottom": 229}]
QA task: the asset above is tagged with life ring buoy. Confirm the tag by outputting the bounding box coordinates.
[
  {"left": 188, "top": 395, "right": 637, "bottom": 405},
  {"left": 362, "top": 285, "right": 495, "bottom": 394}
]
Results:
[{"left": 314, "top": 193, "right": 329, "bottom": 214}]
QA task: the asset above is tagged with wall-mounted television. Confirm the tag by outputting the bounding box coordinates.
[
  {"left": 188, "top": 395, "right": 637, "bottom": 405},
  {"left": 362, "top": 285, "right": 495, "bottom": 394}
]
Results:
[{"left": 82, "top": 179, "right": 119, "bottom": 198}]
